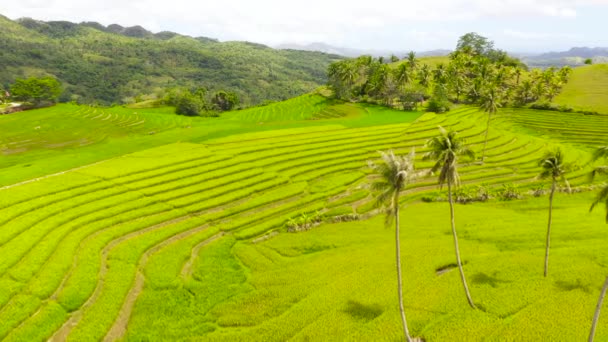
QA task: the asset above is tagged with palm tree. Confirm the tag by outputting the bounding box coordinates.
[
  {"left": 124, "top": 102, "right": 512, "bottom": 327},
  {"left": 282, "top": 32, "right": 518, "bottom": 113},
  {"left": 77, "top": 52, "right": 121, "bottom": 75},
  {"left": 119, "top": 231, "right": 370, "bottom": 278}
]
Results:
[
  {"left": 407, "top": 51, "right": 418, "bottom": 70},
  {"left": 479, "top": 87, "right": 501, "bottom": 162},
  {"left": 588, "top": 146, "right": 608, "bottom": 342},
  {"left": 369, "top": 150, "right": 417, "bottom": 342},
  {"left": 395, "top": 63, "right": 412, "bottom": 90},
  {"left": 514, "top": 68, "right": 522, "bottom": 85},
  {"left": 418, "top": 64, "right": 431, "bottom": 88},
  {"left": 424, "top": 127, "right": 477, "bottom": 309},
  {"left": 537, "top": 149, "right": 571, "bottom": 277}
]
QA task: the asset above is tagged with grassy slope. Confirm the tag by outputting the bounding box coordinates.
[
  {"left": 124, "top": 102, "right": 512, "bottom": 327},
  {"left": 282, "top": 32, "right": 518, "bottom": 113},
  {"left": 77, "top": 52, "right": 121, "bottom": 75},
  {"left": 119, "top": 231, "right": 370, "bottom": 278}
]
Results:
[
  {"left": 554, "top": 64, "right": 608, "bottom": 114},
  {"left": 0, "top": 97, "right": 420, "bottom": 186},
  {"left": 1, "top": 92, "right": 608, "bottom": 340}
]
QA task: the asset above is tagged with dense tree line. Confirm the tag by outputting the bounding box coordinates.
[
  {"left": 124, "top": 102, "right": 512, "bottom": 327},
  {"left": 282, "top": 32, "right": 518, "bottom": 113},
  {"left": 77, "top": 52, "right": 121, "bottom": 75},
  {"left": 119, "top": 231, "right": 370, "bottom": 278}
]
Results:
[
  {"left": 0, "top": 15, "right": 340, "bottom": 106},
  {"left": 327, "top": 32, "right": 571, "bottom": 113}
]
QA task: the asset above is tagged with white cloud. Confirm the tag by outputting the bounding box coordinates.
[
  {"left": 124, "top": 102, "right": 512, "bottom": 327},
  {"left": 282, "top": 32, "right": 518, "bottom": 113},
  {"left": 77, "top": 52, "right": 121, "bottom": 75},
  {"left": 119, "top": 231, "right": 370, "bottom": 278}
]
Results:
[
  {"left": 503, "top": 29, "right": 581, "bottom": 40},
  {"left": 0, "top": 0, "right": 606, "bottom": 49}
]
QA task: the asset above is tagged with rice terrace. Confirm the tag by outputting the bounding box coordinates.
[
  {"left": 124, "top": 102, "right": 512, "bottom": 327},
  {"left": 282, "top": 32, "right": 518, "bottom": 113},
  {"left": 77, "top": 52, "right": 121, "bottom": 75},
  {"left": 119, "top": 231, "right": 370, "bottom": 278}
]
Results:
[{"left": 2, "top": 4, "right": 608, "bottom": 342}]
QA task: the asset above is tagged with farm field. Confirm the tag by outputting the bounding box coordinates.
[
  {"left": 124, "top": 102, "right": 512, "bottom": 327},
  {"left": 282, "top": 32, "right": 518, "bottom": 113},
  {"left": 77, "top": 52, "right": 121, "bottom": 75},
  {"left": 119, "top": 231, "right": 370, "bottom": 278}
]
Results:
[
  {"left": 0, "top": 96, "right": 417, "bottom": 187},
  {"left": 554, "top": 64, "right": 608, "bottom": 114},
  {"left": 1, "top": 94, "right": 608, "bottom": 341}
]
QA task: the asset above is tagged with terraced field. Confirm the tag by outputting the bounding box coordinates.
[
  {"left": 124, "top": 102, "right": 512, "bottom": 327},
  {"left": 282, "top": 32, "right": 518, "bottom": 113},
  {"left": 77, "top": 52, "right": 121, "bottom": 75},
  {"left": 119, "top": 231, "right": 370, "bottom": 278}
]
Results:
[
  {"left": 497, "top": 108, "right": 608, "bottom": 147},
  {"left": 0, "top": 102, "right": 604, "bottom": 341},
  {"left": 0, "top": 104, "right": 190, "bottom": 156},
  {"left": 2, "top": 95, "right": 608, "bottom": 341}
]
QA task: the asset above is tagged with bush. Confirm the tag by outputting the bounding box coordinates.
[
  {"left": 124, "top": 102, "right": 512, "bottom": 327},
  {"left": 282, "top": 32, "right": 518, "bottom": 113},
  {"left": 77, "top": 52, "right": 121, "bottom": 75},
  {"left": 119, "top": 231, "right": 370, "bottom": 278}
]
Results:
[
  {"left": 211, "top": 91, "right": 239, "bottom": 111},
  {"left": 427, "top": 85, "right": 451, "bottom": 113},
  {"left": 175, "top": 94, "right": 203, "bottom": 116},
  {"left": 497, "top": 184, "right": 522, "bottom": 201}
]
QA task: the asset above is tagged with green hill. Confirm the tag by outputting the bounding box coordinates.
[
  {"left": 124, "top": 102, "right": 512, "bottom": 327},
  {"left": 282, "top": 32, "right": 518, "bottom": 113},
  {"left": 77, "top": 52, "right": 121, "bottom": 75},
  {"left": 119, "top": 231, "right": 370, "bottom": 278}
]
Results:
[
  {"left": 0, "top": 15, "right": 341, "bottom": 105},
  {"left": 554, "top": 64, "right": 608, "bottom": 114},
  {"left": 2, "top": 93, "right": 608, "bottom": 340}
]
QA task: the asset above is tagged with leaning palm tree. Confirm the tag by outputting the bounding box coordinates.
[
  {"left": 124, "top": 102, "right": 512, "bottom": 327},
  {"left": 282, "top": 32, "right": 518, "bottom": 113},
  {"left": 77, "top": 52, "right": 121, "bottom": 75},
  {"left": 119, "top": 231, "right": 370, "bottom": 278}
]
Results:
[
  {"left": 369, "top": 150, "right": 417, "bottom": 342},
  {"left": 588, "top": 146, "right": 608, "bottom": 342},
  {"left": 537, "top": 149, "right": 571, "bottom": 277},
  {"left": 424, "top": 127, "right": 477, "bottom": 309},
  {"left": 479, "top": 87, "right": 501, "bottom": 162}
]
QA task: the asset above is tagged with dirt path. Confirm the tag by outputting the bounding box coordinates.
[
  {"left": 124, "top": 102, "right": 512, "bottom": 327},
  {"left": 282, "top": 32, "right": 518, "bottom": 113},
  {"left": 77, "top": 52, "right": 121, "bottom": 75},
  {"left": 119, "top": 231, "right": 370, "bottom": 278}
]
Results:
[
  {"left": 0, "top": 160, "right": 109, "bottom": 192},
  {"left": 180, "top": 232, "right": 225, "bottom": 279},
  {"left": 103, "top": 229, "right": 223, "bottom": 342},
  {"left": 47, "top": 215, "right": 190, "bottom": 342}
]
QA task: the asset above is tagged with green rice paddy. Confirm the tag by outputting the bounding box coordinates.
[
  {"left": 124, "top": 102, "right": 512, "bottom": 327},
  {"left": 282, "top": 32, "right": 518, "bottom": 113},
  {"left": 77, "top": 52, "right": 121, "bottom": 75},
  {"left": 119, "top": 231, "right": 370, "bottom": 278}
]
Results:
[{"left": 1, "top": 94, "right": 608, "bottom": 341}]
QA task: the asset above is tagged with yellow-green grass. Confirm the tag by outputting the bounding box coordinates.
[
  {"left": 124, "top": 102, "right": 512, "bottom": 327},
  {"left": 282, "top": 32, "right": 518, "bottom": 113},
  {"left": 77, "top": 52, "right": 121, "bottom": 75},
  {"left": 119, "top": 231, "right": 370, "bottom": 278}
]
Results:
[
  {"left": 0, "top": 96, "right": 421, "bottom": 186},
  {"left": 554, "top": 63, "right": 608, "bottom": 114},
  {"left": 0, "top": 96, "right": 606, "bottom": 341}
]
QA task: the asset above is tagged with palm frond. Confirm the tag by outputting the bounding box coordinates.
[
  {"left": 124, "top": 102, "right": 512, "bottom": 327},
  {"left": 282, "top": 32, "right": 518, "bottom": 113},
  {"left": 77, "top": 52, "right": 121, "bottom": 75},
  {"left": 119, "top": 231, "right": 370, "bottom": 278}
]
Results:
[
  {"left": 590, "top": 166, "right": 608, "bottom": 182},
  {"left": 590, "top": 185, "right": 608, "bottom": 221},
  {"left": 592, "top": 146, "right": 608, "bottom": 162}
]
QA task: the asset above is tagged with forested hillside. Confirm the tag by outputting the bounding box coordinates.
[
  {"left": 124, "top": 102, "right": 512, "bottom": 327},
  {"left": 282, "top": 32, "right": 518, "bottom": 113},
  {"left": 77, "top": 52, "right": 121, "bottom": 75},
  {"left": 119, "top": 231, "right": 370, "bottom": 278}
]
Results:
[{"left": 0, "top": 15, "right": 340, "bottom": 105}]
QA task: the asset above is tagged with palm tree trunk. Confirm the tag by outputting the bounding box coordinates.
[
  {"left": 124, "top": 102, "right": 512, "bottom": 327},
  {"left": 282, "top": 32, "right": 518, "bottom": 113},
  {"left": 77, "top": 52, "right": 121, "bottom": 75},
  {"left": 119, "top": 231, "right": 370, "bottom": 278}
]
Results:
[
  {"left": 481, "top": 110, "right": 493, "bottom": 162},
  {"left": 448, "top": 179, "right": 477, "bottom": 309},
  {"left": 544, "top": 179, "right": 556, "bottom": 277},
  {"left": 589, "top": 274, "right": 608, "bottom": 342},
  {"left": 394, "top": 199, "right": 412, "bottom": 342}
]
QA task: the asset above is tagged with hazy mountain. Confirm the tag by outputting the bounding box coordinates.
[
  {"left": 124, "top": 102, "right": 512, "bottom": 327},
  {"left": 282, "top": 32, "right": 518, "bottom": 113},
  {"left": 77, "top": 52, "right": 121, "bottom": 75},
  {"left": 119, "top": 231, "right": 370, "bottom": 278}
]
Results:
[
  {"left": 520, "top": 47, "right": 608, "bottom": 68},
  {"left": 276, "top": 42, "right": 451, "bottom": 58},
  {"left": 537, "top": 47, "right": 608, "bottom": 59}
]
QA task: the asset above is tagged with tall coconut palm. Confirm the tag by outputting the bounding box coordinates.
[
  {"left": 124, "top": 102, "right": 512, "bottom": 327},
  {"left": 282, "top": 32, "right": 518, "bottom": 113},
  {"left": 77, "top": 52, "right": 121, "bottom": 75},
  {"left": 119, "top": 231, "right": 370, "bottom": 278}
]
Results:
[
  {"left": 407, "top": 51, "right": 418, "bottom": 70},
  {"left": 588, "top": 146, "right": 608, "bottom": 342},
  {"left": 369, "top": 150, "right": 417, "bottom": 342},
  {"left": 537, "top": 149, "right": 571, "bottom": 277},
  {"left": 424, "top": 127, "right": 477, "bottom": 309},
  {"left": 479, "top": 87, "right": 502, "bottom": 162},
  {"left": 418, "top": 64, "right": 431, "bottom": 88}
]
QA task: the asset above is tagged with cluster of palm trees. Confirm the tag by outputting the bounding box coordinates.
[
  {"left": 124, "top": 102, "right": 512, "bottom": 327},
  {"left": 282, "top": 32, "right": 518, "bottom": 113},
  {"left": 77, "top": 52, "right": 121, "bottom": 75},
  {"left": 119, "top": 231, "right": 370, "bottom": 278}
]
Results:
[
  {"left": 327, "top": 33, "right": 571, "bottom": 117},
  {"left": 371, "top": 129, "right": 608, "bottom": 341}
]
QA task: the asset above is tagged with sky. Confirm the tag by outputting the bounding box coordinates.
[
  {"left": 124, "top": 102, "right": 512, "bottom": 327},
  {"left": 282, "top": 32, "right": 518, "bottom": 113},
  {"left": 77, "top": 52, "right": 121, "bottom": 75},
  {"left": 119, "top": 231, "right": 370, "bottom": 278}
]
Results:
[{"left": 1, "top": 0, "right": 608, "bottom": 52}]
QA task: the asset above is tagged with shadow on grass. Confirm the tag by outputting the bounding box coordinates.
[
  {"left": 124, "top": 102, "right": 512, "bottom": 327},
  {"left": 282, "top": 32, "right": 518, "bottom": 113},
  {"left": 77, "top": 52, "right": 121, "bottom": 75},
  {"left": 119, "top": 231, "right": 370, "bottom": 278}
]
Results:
[
  {"left": 343, "top": 300, "right": 383, "bottom": 321},
  {"left": 471, "top": 272, "right": 512, "bottom": 288},
  {"left": 555, "top": 278, "right": 591, "bottom": 293}
]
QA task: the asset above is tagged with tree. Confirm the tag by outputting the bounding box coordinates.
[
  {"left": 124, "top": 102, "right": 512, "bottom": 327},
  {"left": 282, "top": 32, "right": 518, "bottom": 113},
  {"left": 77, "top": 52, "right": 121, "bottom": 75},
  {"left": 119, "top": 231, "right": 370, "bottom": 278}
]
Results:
[
  {"left": 537, "top": 149, "right": 571, "bottom": 277},
  {"left": 390, "top": 54, "right": 400, "bottom": 63},
  {"left": 427, "top": 84, "right": 451, "bottom": 113},
  {"left": 456, "top": 32, "right": 495, "bottom": 56},
  {"left": 211, "top": 91, "right": 239, "bottom": 111},
  {"left": 424, "top": 127, "right": 477, "bottom": 309},
  {"left": 589, "top": 146, "right": 608, "bottom": 342},
  {"left": 10, "top": 77, "right": 62, "bottom": 107},
  {"left": 479, "top": 87, "right": 502, "bottom": 161},
  {"left": 369, "top": 150, "right": 417, "bottom": 342},
  {"left": 418, "top": 64, "right": 432, "bottom": 88},
  {"left": 175, "top": 92, "right": 203, "bottom": 116},
  {"left": 406, "top": 51, "right": 418, "bottom": 70},
  {"left": 585, "top": 58, "right": 593, "bottom": 65}
]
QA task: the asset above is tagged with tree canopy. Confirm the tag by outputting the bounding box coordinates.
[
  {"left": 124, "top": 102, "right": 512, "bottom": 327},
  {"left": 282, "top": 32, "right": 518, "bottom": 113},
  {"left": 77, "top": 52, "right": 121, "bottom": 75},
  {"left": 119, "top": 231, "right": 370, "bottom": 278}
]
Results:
[{"left": 9, "top": 77, "right": 61, "bottom": 107}]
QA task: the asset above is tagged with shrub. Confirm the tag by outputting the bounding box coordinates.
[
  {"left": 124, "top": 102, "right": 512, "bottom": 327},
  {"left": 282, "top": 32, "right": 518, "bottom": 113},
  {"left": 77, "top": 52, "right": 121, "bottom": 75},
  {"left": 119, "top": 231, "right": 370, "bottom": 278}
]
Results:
[
  {"left": 497, "top": 183, "right": 522, "bottom": 201},
  {"left": 175, "top": 94, "right": 203, "bottom": 116}
]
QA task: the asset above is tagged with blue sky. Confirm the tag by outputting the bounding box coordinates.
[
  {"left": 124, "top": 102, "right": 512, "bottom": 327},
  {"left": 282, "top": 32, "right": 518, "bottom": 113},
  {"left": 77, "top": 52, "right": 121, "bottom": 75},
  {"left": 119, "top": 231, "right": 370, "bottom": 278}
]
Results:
[{"left": 1, "top": 0, "right": 607, "bottom": 52}]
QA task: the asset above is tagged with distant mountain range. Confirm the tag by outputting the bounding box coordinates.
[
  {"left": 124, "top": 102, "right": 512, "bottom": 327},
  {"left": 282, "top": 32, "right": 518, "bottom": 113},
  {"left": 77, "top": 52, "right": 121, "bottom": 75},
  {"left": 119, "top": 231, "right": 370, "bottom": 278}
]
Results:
[
  {"left": 278, "top": 42, "right": 608, "bottom": 68},
  {"left": 521, "top": 47, "right": 608, "bottom": 68},
  {"left": 276, "top": 42, "right": 451, "bottom": 58},
  {"left": 536, "top": 47, "right": 608, "bottom": 59}
]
